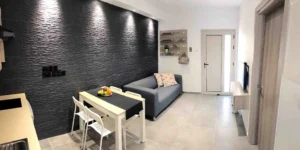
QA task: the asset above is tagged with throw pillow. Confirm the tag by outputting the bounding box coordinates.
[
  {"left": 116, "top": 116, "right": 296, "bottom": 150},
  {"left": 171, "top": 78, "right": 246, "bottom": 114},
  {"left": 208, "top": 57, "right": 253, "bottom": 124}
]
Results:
[
  {"left": 161, "top": 73, "right": 178, "bottom": 87},
  {"left": 154, "top": 73, "right": 164, "bottom": 87}
]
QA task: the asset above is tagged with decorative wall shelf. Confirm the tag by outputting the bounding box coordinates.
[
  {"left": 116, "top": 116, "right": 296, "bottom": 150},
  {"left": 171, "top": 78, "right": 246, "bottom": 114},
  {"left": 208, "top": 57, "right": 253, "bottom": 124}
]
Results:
[{"left": 160, "top": 29, "right": 187, "bottom": 56}]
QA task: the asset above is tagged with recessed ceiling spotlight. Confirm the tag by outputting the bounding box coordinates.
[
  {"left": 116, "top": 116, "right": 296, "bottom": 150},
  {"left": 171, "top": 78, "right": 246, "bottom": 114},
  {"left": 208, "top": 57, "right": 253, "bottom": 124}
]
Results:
[
  {"left": 132, "top": 9, "right": 136, "bottom": 12},
  {"left": 152, "top": 17, "right": 155, "bottom": 19}
]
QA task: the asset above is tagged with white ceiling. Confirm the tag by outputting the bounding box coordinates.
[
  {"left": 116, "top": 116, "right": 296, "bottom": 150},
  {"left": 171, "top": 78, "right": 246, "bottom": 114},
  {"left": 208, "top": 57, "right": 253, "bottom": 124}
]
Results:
[
  {"left": 158, "top": 0, "right": 242, "bottom": 7},
  {"left": 100, "top": 0, "right": 242, "bottom": 20}
]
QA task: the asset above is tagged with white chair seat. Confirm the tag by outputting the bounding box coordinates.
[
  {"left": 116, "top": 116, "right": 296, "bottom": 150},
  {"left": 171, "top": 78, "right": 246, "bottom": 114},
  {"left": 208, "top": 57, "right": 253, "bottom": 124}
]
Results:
[
  {"left": 83, "top": 107, "right": 116, "bottom": 150},
  {"left": 89, "top": 123, "right": 112, "bottom": 137},
  {"left": 75, "top": 111, "right": 94, "bottom": 122},
  {"left": 89, "top": 117, "right": 115, "bottom": 136}
]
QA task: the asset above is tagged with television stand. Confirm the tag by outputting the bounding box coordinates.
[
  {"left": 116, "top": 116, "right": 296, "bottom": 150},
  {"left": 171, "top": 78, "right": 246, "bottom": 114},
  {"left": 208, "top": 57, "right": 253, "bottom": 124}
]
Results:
[{"left": 230, "top": 81, "right": 250, "bottom": 113}]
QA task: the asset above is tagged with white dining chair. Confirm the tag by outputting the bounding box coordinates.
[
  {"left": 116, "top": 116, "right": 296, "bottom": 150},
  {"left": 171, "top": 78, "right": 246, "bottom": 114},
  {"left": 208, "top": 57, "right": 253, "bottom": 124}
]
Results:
[
  {"left": 109, "top": 86, "right": 122, "bottom": 92},
  {"left": 122, "top": 91, "right": 143, "bottom": 150},
  {"left": 83, "top": 106, "right": 115, "bottom": 150},
  {"left": 125, "top": 92, "right": 142, "bottom": 123},
  {"left": 71, "top": 97, "right": 94, "bottom": 147},
  {"left": 125, "top": 91, "right": 142, "bottom": 98}
]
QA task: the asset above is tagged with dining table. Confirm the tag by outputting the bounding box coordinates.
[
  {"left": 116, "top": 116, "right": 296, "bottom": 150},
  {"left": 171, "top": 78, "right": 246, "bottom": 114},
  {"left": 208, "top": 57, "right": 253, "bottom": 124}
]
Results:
[{"left": 78, "top": 87, "right": 146, "bottom": 150}]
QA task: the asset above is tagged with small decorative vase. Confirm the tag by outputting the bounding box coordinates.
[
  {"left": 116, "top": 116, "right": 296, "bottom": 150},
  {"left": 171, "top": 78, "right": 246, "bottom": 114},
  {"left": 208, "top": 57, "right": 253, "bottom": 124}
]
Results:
[
  {"left": 178, "top": 52, "right": 189, "bottom": 64},
  {"left": 164, "top": 45, "right": 169, "bottom": 54}
]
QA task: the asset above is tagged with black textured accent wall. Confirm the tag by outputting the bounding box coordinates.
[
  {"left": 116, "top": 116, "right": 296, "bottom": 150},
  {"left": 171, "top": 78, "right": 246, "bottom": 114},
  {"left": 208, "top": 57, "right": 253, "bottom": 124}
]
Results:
[{"left": 0, "top": 0, "right": 158, "bottom": 139}]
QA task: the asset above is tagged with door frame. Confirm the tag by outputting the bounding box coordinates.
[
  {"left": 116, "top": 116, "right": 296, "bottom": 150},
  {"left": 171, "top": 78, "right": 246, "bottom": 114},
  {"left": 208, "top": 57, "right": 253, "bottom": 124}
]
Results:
[
  {"left": 201, "top": 29, "right": 236, "bottom": 95},
  {"left": 247, "top": 0, "right": 290, "bottom": 147}
]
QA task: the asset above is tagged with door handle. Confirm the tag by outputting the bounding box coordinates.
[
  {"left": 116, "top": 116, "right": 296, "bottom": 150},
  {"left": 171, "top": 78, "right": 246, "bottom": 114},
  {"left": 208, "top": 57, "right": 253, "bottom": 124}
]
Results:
[
  {"left": 258, "top": 84, "right": 264, "bottom": 98},
  {"left": 204, "top": 63, "right": 209, "bottom": 68}
]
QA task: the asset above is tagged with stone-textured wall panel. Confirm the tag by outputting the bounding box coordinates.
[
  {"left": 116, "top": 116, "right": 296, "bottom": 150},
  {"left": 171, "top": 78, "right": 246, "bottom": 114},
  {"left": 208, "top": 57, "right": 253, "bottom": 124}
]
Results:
[{"left": 0, "top": 0, "right": 158, "bottom": 139}]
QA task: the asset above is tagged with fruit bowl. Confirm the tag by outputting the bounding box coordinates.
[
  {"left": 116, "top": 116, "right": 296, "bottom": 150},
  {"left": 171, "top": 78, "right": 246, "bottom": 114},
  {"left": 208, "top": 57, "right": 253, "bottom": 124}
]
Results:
[{"left": 98, "top": 86, "right": 113, "bottom": 97}]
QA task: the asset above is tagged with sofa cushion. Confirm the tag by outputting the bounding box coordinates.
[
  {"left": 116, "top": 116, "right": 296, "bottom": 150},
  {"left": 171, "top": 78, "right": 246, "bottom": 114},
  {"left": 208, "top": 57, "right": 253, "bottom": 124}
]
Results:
[
  {"left": 161, "top": 73, "right": 178, "bottom": 87},
  {"left": 157, "top": 84, "right": 181, "bottom": 111},
  {"left": 130, "top": 76, "right": 158, "bottom": 89},
  {"left": 154, "top": 73, "right": 164, "bottom": 87}
]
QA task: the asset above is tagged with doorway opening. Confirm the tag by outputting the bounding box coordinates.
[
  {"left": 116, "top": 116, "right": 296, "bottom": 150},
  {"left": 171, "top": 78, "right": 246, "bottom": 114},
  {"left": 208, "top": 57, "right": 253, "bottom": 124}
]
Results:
[{"left": 201, "top": 29, "right": 236, "bottom": 95}]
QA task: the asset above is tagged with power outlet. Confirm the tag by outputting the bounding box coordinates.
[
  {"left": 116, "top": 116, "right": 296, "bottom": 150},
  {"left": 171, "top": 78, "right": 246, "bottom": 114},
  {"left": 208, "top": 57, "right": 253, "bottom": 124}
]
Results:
[{"left": 42, "top": 66, "right": 66, "bottom": 78}]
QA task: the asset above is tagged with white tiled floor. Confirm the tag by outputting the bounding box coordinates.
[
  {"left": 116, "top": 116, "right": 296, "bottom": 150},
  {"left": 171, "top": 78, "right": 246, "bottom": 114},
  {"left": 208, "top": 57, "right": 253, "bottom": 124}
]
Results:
[{"left": 40, "top": 93, "right": 258, "bottom": 150}]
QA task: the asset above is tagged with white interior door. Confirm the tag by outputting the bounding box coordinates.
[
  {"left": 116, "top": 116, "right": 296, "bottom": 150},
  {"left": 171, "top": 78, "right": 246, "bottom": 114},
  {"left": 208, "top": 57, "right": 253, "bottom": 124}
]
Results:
[
  {"left": 201, "top": 30, "right": 235, "bottom": 94},
  {"left": 206, "top": 35, "right": 222, "bottom": 92}
]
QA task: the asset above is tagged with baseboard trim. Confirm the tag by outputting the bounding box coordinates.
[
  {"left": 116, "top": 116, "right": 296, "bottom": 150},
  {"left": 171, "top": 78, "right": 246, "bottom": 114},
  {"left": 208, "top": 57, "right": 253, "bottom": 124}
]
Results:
[{"left": 183, "top": 92, "right": 201, "bottom": 94}]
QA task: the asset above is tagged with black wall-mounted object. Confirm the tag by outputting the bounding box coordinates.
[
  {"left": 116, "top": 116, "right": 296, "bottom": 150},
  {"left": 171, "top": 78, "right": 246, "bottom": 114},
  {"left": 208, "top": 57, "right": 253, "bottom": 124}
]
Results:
[
  {"left": 243, "top": 62, "right": 250, "bottom": 93},
  {"left": 0, "top": 0, "right": 158, "bottom": 139},
  {"left": 0, "top": 98, "right": 22, "bottom": 110},
  {"left": 0, "top": 25, "right": 15, "bottom": 41},
  {"left": 42, "top": 66, "right": 66, "bottom": 78}
]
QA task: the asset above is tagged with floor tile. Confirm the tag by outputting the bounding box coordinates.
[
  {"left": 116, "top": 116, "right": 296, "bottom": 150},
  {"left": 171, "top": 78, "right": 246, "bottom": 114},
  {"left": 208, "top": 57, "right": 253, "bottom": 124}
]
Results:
[
  {"left": 52, "top": 142, "right": 81, "bottom": 150},
  {"left": 126, "top": 117, "right": 152, "bottom": 137},
  {"left": 216, "top": 96, "right": 233, "bottom": 113},
  {"left": 174, "top": 125, "right": 215, "bottom": 150},
  {"left": 248, "top": 145, "right": 259, "bottom": 150},
  {"left": 170, "top": 94, "right": 198, "bottom": 114},
  {"left": 48, "top": 133, "right": 75, "bottom": 147},
  {"left": 146, "top": 122, "right": 180, "bottom": 145},
  {"left": 155, "top": 107, "right": 189, "bottom": 128},
  {"left": 125, "top": 138, "right": 174, "bottom": 150},
  {"left": 215, "top": 127, "right": 249, "bottom": 150},
  {"left": 40, "top": 94, "right": 258, "bottom": 150},
  {"left": 186, "top": 109, "right": 217, "bottom": 128},
  {"left": 39, "top": 139, "right": 51, "bottom": 150},
  {"left": 216, "top": 112, "right": 237, "bottom": 128}
]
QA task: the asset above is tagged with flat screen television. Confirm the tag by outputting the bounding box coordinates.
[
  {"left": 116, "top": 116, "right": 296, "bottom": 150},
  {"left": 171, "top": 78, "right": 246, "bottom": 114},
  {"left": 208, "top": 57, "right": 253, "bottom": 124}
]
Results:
[{"left": 243, "top": 62, "right": 250, "bottom": 93}]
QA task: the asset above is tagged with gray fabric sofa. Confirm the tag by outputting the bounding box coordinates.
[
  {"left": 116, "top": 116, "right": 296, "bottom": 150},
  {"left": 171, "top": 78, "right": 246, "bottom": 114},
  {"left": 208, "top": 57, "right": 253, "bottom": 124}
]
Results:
[{"left": 123, "top": 74, "right": 182, "bottom": 120}]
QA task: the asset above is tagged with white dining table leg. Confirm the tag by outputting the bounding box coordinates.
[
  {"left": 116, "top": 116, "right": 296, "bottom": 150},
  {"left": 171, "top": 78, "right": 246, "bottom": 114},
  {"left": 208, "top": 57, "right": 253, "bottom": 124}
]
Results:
[
  {"left": 115, "top": 115, "right": 123, "bottom": 150},
  {"left": 139, "top": 101, "right": 146, "bottom": 143},
  {"left": 122, "top": 124, "right": 127, "bottom": 150},
  {"left": 79, "top": 95, "right": 84, "bottom": 130}
]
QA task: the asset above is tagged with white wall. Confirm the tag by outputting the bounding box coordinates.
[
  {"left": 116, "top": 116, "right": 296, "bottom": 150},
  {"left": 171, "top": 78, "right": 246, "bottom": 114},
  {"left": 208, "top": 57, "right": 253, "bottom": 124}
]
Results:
[
  {"left": 159, "top": 7, "right": 240, "bottom": 92},
  {"left": 237, "top": 0, "right": 262, "bottom": 135},
  {"left": 104, "top": 0, "right": 240, "bottom": 92},
  {"left": 274, "top": 0, "right": 300, "bottom": 149},
  {"left": 237, "top": 0, "right": 261, "bottom": 84}
]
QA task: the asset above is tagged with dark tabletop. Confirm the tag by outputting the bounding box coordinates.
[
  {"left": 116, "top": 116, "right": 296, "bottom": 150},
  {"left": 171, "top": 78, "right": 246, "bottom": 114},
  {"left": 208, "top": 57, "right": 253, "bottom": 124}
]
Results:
[{"left": 86, "top": 87, "right": 143, "bottom": 120}]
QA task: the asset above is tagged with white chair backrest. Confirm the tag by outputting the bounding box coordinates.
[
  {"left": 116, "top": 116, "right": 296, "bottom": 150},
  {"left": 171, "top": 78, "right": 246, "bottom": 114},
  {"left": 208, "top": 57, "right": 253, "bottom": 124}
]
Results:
[
  {"left": 84, "top": 106, "right": 105, "bottom": 130},
  {"left": 110, "top": 86, "right": 122, "bottom": 92},
  {"left": 72, "top": 96, "right": 85, "bottom": 111},
  {"left": 125, "top": 91, "right": 142, "bottom": 98}
]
